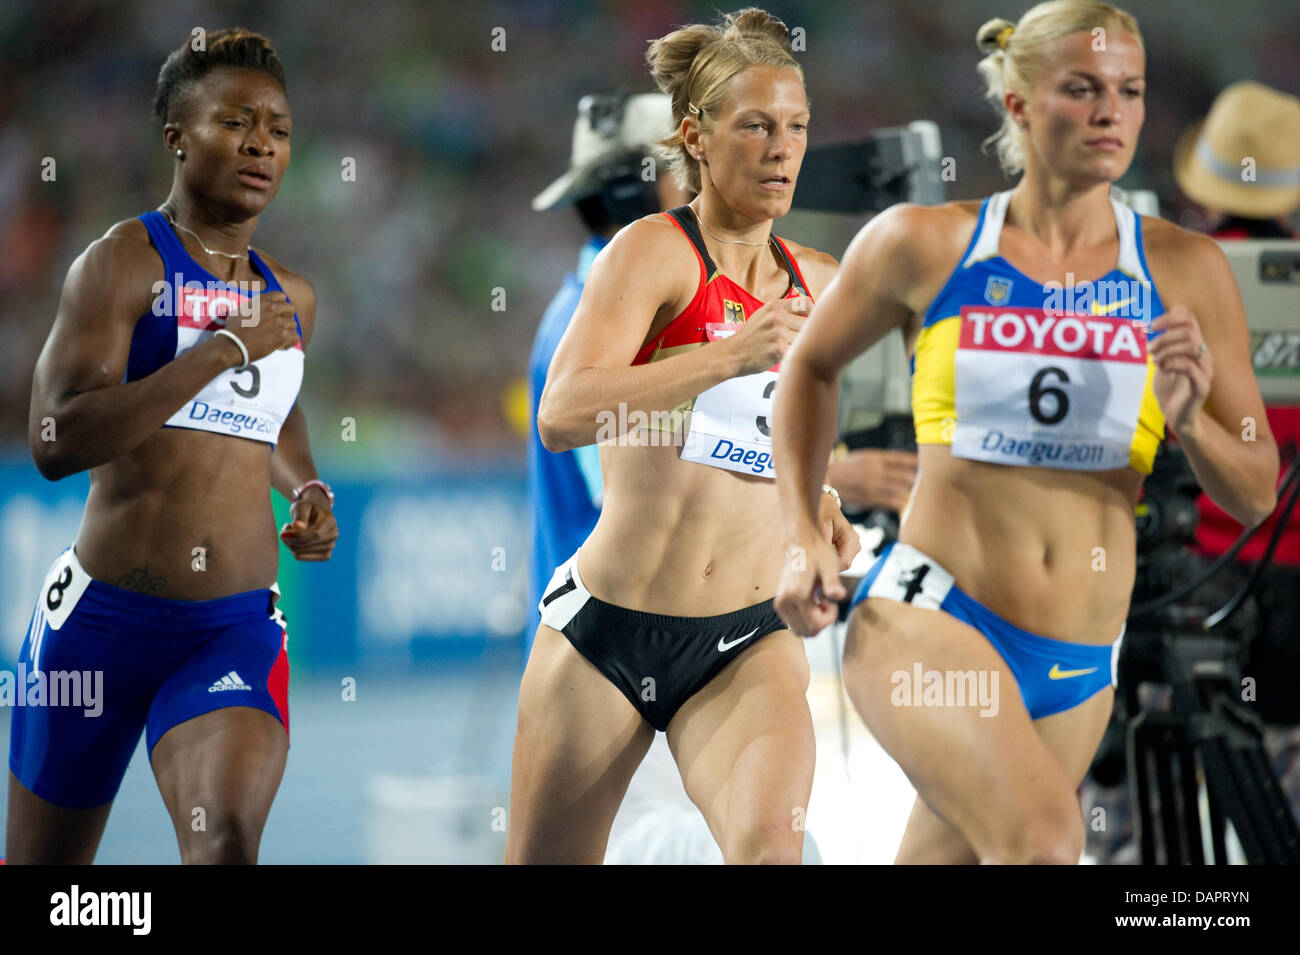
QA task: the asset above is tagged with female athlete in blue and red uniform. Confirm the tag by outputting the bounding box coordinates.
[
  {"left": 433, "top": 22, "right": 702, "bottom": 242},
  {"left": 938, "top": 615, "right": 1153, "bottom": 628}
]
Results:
[{"left": 5, "top": 28, "right": 338, "bottom": 864}]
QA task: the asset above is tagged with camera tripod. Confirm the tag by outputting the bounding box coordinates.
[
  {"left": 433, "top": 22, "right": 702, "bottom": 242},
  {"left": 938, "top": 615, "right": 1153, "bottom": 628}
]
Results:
[
  {"left": 1122, "top": 451, "right": 1300, "bottom": 864},
  {"left": 1122, "top": 624, "right": 1300, "bottom": 864}
]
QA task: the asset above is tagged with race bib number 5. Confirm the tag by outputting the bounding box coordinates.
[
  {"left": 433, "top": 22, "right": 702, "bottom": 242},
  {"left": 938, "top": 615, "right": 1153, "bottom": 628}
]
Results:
[{"left": 952, "top": 306, "right": 1151, "bottom": 470}]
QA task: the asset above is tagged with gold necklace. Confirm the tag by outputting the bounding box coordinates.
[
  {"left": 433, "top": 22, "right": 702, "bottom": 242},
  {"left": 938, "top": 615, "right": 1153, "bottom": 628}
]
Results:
[
  {"left": 161, "top": 209, "right": 248, "bottom": 261},
  {"left": 691, "top": 204, "right": 771, "bottom": 248}
]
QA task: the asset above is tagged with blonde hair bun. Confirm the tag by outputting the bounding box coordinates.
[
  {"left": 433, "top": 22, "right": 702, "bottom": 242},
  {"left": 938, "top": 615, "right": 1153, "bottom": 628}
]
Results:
[
  {"left": 724, "top": 8, "right": 794, "bottom": 47},
  {"left": 646, "top": 7, "right": 803, "bottom": 193}
]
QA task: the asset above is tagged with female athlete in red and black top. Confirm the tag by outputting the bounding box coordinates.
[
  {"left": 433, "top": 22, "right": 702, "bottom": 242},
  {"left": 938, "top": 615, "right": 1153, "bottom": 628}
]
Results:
[{"left": 510, "top": 9, "right": 857, "bottom": 864}]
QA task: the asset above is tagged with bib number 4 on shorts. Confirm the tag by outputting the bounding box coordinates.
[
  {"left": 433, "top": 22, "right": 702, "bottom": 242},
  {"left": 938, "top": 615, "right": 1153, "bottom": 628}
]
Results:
[{"left": 952, "top": 306, "right": 1151, "bottom": 471}]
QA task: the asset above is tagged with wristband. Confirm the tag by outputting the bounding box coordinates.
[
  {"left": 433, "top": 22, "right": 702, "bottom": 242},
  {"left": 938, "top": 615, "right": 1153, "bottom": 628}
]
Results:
[
  {"left": 822, "top": 483, "right": 842, "bottom": 510},
  {"left": 213, "top": 328, "right": 249, "bottom": 371},
  {"left": 292, "top": 479, "right": 335, "bottom": 507}
]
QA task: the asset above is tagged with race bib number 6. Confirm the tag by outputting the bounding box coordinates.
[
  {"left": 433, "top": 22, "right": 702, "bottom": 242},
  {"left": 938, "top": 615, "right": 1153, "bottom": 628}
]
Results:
[{"left": 952, "top": 306, "right": 1151, "bottom": 471}]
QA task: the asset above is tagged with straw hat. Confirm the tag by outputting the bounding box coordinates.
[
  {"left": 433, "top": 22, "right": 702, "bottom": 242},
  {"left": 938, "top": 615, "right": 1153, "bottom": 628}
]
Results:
[{"left": 1173, "top": 81, "right": 1300, "bottom": 219}]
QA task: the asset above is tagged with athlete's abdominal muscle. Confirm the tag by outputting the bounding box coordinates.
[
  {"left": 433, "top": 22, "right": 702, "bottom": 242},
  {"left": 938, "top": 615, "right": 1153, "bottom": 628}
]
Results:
[
  {"left": 76, "top": 429, "right": 281, "bottom": 598},
  {"left": 902, "top": 444, "right": 1140, "bottom": 644},
  {"left": 586, "top": 442, "right": 787, "bottom": 615}
]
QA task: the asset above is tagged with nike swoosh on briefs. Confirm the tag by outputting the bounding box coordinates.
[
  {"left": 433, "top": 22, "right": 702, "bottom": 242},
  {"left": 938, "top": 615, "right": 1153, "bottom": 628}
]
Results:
[
  {"left": 1048, "top": 663, "right": 1099, "bottom": 680},
  {"left": 718, "top": 627, "right": 760, "bottom": 652}
]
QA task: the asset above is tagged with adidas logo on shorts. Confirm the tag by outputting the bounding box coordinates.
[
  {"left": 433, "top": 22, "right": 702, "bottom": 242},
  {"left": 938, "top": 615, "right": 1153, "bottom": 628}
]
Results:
[{"left": 208, "top": 670, "right": 252, "bottom": 693}]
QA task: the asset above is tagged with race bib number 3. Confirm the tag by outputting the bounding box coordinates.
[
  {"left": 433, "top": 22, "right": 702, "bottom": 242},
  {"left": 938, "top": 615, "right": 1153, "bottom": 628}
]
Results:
[
  {"left": 680, "top": 370, "right": 778, "bottom": 477},
  {"left": 952, "top": 306, "right": 1150, "bottom": 470}
]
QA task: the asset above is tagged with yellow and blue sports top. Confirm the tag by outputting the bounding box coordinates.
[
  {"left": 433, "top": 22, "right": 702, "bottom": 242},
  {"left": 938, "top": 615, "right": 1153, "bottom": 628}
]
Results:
[{"left": 911, "top": 190, "right": 1167, "bottom": 474}]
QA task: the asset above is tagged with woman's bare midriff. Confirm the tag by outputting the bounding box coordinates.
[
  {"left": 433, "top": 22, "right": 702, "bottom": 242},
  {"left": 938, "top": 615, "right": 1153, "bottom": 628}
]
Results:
[
  {"left": 74, "top": 428, "right": 280, "bottom": 600},
  {"left": 898, "top": 443, "right": 1142, "bottom": 646},
  {"left": 577, "top": 440, "right": 786, "bottom": 617}
]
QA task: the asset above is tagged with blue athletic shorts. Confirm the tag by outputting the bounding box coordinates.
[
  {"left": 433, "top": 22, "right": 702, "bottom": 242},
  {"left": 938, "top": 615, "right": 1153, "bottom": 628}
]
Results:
[
  {"left": 8, "top": 547, "right": 290, "bottom": 809},
  {"left": 848, "top": 541, "right": 1121, "bottom": 720}
]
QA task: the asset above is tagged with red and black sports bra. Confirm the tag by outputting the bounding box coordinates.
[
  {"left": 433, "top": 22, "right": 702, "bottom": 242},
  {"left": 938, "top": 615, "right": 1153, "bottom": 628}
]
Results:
[{"left": 632, "top": 204, "right": 812, "bottom": 368}]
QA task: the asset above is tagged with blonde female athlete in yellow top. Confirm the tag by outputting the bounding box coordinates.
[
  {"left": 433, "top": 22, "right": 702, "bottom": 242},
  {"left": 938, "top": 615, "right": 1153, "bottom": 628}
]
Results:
[{"left": 773, "top": 0, "right": 1277, "bottom": 864}]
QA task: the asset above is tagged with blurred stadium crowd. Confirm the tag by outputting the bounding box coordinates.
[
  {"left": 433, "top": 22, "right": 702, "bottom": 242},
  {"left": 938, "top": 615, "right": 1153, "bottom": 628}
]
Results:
[{"left": 1, "top": 0, "right": 1296, "bottom": 470}]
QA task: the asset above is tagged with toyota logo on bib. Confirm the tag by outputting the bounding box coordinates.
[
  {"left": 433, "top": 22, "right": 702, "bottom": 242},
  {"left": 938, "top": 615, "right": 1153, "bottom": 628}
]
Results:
[{"left": 960, "top": 307, "right": 1148, "bottom": 363}]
